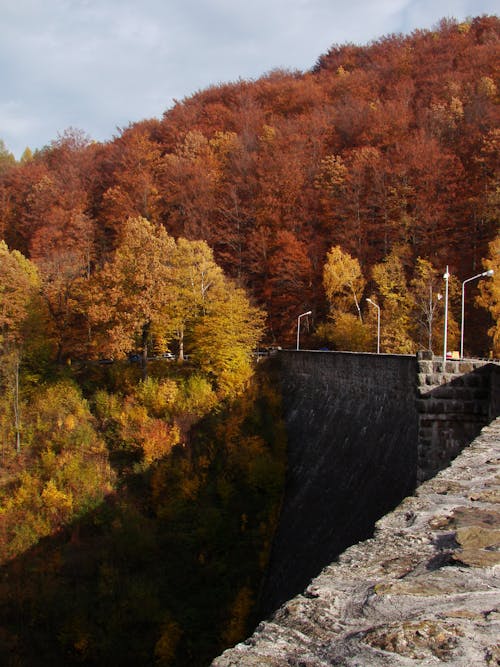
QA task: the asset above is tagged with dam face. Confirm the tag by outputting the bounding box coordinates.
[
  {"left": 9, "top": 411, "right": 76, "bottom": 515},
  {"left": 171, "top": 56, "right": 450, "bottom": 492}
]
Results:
[
  {"left": 260, "top": 351, "right": 419, "bottom": 614},
  {"left": 260, "top": 351, "right": 499, "bottom": 616}
]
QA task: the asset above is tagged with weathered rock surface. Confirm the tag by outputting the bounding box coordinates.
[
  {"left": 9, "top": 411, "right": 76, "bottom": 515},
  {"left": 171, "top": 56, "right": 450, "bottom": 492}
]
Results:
[{"left": 213, "top": 419, "right": 500, "bottom": 666}]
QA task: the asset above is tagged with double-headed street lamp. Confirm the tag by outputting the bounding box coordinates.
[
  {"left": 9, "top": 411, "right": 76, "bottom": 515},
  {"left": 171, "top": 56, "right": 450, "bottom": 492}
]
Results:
[
  {"left": 296, "top": 310, "right": 312, "bottom": 350},
  {"left": 366, "top": 298, "right": 380, "bottom": 354},
  {"left": 460, "top": 269, "right": 494, "bottom": 359}
]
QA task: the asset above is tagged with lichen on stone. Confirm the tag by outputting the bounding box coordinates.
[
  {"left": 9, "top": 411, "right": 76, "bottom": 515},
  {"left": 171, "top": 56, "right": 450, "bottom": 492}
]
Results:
[{"left": 362, "top": 619, "right": 462, "bottom": 660}]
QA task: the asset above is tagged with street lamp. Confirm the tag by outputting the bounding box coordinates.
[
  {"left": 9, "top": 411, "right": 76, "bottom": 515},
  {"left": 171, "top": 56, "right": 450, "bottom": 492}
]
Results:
[
  {"left": 296, "top": 310, "right": 312, "bottom": 350},
  {"left": 443, "top": 266, "right": 450, "bottom": 362},
  {"left": 460, "top": 269, "right": 494, "bottom": 359},
  {"left": 366, "top": 298, "right": 380, "bottom": 354}
]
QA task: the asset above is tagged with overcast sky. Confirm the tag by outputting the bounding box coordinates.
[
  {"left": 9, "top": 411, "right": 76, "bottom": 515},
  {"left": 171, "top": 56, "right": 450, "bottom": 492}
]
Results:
[{"left": 1, "top": 0, "right": 497, "bottom": 158}]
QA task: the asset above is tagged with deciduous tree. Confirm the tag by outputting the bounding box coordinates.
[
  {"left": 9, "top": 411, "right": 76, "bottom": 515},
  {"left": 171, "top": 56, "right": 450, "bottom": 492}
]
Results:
[
  {"left": 0, "top": 241, "right": 40, "bottom": 352},
  {"left": 165, "top": 237, "right": 225, "bottom": 361},
  {"left": 323, "top": 245, "right": 365, "bottom": 320},
  {"left": 0, "top": 139, "right": 15, "bottom": 175},
  {"left": 477, "top": 235, "right": 500, "bottom": 354},
  {"left": 372, "top": 247, "right": 415, "bottom": 353},
  {"left": 193, "top": 284, "right": 265, "bottom": 398},
  {"left": 410, "top": 257, "right": 445, "bottom": 352},
  {"left": 89, "top": 217, "right": 176, "bottom": 364}
]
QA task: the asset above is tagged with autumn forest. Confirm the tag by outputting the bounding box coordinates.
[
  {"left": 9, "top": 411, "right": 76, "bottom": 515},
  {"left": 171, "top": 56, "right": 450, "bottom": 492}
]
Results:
[{"left": 0, "top": 14, "right": 499, "bottom": 666}]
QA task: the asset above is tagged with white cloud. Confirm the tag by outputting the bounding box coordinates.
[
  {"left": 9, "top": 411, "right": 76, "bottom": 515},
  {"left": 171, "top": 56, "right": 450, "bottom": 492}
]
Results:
[{"left": 0, "top": 0, "right": 497, "bottom": 157}]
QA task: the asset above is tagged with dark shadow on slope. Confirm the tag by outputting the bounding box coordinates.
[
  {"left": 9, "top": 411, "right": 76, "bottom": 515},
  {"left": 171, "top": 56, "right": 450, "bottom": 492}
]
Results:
[{"left": 0, "top": 361, "right": 286, "bottom": 667}]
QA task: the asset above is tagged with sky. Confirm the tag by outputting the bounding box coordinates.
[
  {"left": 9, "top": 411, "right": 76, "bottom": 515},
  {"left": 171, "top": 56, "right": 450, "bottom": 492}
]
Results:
[{"left": 1, "top": 0, "right": 498, "bottom": 158}]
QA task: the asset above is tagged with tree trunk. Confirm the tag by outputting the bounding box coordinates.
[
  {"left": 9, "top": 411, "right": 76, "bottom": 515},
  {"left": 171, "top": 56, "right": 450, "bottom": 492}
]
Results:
[
  {"left": 178, "top": 325, "right": 185, "bottom": 362},
  {"left": 13, "top": 358, "right": 21, "bottom": 454},
  {"left": 141, "top": 321, "right": 150, "bottom": 379}
]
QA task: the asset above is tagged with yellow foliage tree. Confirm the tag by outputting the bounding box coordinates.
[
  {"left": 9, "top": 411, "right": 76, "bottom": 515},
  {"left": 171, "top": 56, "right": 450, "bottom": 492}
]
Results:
[
  {"left": 134, "top": 377, "right": 178, "bottom": 418},
  {"left": 0, "top": 241, "right": 41, "bottom": 353},
  {"left": 0, "top": 380, "right": 113, "bottom": 563},
  {"left": 89, "top": 217, "right": 176, "bottom": 362},
  {"left": 193, "top": 284, "right": 265, "bottom": 399},
  {"left": 321, "top": 312, "right": 372, "bottom": 351},
  {"left": 0, "top": 241, "right": 46, "bottom": 452},
  {"left": 323, "top": 245, "right": 365, "bottom": 320},
  {"left": 372, "top": 248, "right": 416, "bottom": 353},
  {"left": 165, "top": 237, "right": 225, "bottom": 361},
  {"left": 477, "top": 235, "right": 500, "bottom": 354}
]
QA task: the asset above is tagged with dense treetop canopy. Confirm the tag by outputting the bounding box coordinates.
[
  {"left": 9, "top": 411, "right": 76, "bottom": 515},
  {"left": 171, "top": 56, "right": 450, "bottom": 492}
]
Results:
[{"left": 0, "top": 15, "right": 498, "bottom": 350}]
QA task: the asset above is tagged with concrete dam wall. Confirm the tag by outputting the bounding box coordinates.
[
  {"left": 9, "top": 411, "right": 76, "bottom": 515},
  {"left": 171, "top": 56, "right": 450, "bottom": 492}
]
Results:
[
  {"left": 214, "top": 417, "right": 500, "bottom": 666},
  {"left": 260, "top": 351, "right": 419, "bottom": 614},
  {"left": 259, "top": 351, "right": 499, "bottom": 616}
]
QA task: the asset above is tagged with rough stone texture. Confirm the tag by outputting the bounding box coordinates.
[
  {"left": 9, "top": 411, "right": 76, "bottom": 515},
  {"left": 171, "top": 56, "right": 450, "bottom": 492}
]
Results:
[
  {"left": 416, "top": 359, "right": 499, "bottom": 482},
  {"left": 213, "top": 418, "right": 500, "bottom": 667}
]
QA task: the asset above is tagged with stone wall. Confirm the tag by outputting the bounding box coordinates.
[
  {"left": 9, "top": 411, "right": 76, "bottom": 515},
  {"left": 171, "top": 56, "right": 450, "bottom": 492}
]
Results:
[
  {"left": 213, "top": 351, "right": 500, "bottom": 665},
  {"left": 259, "top": 351, "right": 419, "bottom": 616},
  {"left": 258, "top": 351, "right": 499, "bottom": 617},
  {"left": 416, "top": 354, "right": 500, "bottom": 482}
]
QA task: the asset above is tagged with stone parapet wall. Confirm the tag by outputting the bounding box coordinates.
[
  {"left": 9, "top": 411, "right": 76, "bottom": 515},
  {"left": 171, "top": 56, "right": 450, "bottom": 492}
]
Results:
[
  {"left": 416, "top": 354, "right": 499, "bottom": 482},
  {"left": 491, "top": 362, "right": 500, "bottom": 416}
]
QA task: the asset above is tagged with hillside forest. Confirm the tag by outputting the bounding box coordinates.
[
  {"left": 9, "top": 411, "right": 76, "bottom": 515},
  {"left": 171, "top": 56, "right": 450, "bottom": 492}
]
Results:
[{"left": 0, "top": 14, "right": 499, "bottom": 666}]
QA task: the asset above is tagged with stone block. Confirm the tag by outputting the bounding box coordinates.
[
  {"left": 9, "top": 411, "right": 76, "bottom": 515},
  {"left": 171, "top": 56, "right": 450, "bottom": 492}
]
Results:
[
  {"left": 426, "top": 373, "right": 441, "bottom": 386},
  {"left": 427, "top": 385, "right": 458, "bottom": 399},
  {"left": 416, "top": 399, "right": 430, "bottom": 413},
  {"left": 464, "top": 374, "right": 484, "bottom": 388},
  {"left": 473, "top": 404, "right": 489, "bottom": 417},
  {"left": 472, "top": 389, "right": 489, "bottom": 401},
  {"left": 458, "top": 361, "right": 474, "bottom": 373},
  {"left": 426, "top": 399, "right": 445, "bottom": 413},
  {"left": 462, "top": 400, "right": 476, "bottom": 413},
  {"left": 441, "top": 373, "right": 457, "bottom": 384},
  {"left": 418, "top": 361, "right": 434, "bottom": 374},
  {"left": 444, "top": 399, "right": 469, "bottom": 413},
  {"left": 444, "top": 361, "right": 460, "bottom": 373},
  {"left": 417, "top": 373, "right": 428, "bottom": 386}
]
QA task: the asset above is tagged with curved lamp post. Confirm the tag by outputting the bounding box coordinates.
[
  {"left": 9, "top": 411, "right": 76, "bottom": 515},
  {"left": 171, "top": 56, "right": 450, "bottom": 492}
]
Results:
[
  {"left": 460, "top": 269, "right": 494, "bottom": 359},
  {"left": 366, "top": 298, "right": 380, "bottom": 354},
  {"left": 296, "top": 310, "right": 312, "bottom": 350}
]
